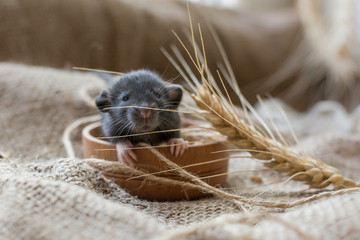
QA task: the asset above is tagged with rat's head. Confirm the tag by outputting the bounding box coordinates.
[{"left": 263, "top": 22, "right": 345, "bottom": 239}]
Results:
[{"left": 95, "top": 70, "right": 183, "bottom": 133}]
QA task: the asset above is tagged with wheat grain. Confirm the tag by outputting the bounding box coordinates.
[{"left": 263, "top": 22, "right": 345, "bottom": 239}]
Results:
[
  {"left": 191, "top": 82, "right": 357, "bottom": 189},
  {"left": 165, "top": 10, "right": 359, "bottom": 189}
]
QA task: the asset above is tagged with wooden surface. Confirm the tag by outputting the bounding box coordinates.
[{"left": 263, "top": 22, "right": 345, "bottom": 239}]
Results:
[{"left": 82, "top": 122, "right": 229, "bottom": 201}]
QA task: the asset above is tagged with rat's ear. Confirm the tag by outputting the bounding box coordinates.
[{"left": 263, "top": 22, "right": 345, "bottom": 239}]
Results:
[
  {"left": 95, "top": 89, "right": 111, "bottom": 112},
  {"left": 167, "top": 84, "right": 183, "bottom": 109}
]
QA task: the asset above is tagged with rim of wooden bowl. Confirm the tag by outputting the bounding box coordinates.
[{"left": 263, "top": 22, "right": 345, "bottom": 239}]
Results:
[
  {"left": 82, "top": 121, "right": 225, "bottom": 150},
  {"left": 82, "top": 121, "right": 229, "bottom": 201}
]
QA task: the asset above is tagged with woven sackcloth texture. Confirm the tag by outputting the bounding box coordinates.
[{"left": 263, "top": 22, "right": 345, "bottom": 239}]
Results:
[{"left": 0, "top": 63, "right": 360, "bottom": 239}]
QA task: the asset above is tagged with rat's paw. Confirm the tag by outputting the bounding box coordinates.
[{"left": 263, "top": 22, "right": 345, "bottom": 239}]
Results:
[
  {"left": 116, "top": 141, "right": 137, "bottom": 167},
  {"left": 168, "top": 138, "right": 189, "bottom": 157}
]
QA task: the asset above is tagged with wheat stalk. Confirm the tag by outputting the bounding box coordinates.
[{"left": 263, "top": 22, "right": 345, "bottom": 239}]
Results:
[
  {"left": 166, "top": 8, "right": 358, "bottom": 189},
  {"left": 191, "top": 84, "right": 357, "bottom": 189}
]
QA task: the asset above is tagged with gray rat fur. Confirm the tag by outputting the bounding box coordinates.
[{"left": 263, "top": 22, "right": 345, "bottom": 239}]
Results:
[{"left": 95, "top": 69, "right": 183, "bottom": 145}]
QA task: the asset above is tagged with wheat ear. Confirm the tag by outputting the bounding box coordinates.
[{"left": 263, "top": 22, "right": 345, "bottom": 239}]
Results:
[
  {"left": 191, "top": 83, "right": 357, "bottom": 189},
  {"left": 167, "top": 9, "right": 358, "bottom": 189}
]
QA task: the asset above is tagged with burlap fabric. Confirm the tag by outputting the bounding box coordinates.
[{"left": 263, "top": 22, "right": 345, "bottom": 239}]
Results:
[{"left": 1, "top": 63, "right": 360, "bottom": 239}]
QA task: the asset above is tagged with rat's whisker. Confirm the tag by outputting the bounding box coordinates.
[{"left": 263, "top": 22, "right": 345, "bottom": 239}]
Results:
[
  {"left": 158, "top": 116, "right": 177, "bottom": 128},
  {"left": 111, "top": 116, "right": 126, "bottom": 129},
  {"left": 166, "top": 73, "right": 182, "bottom": 84},
  {"left": 79, "top": 110, "right": 103, "bottom": 117},
  {"left": 161, "top": 102, "right": 186, "bottom": 108},
  {"left": 99, "top": 129, "right": 180, "bottom": 139},
  {"left": 114, "top": 121, "right": 132, "bottom": 137},
  {"left": 157, "top": 86, "right": 170, "bottom": 96},
  {"left": 123, "top": 122, "right": 134, "bottom": 136},
  {"left": 161, "top": 51, "right": 197, "bottom": 93},
  {"left": 82, "top": 103, "right": 113, "bottom": 117},
  {"left": 160, "top": 63, "right": 170, "bottom": 79},
  {"left": 111, "top": 114, "right": 131, "bottom": 135},
  {"left": 104, "top": 106, "right": 204, "bottom": 115},
  {"left": 73, "top": 67, "right": 124, "bottom": 75},
  {"left": 98, "top": 127, "right": 199, "bottom": 139},
  {"left": 128, "top": 123, "right": 136, "bottom": 137}
]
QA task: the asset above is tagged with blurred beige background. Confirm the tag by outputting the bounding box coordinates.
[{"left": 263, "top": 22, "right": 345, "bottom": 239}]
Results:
[{"left": 1, "top": 0, "right": 359, "bottom": 111}]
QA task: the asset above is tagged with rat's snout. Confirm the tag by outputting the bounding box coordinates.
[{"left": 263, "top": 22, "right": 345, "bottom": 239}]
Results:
[{"left": 140, "top": 109, "right": 152, "bottom": 119}]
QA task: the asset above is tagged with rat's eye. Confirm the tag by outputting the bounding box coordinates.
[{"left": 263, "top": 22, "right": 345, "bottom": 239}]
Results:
[
  {"left": 155, "top": 93, "right": 161, "bottom": 98},
  {"left": 122, "top": 96, "right": 129, "bottom": 101}
]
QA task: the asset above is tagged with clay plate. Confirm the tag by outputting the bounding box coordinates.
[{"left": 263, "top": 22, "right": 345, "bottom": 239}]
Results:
[{"left": 82, "top": 122, "right": 229, "bottom": 201}]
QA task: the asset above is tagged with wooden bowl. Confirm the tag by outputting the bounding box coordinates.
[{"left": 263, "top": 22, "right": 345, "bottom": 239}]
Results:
[{"left": 82, "top": 122, "right": 229, "bottom": 201}]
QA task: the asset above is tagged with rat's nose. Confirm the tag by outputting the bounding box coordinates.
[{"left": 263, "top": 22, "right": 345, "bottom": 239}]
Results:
[{"left": 140, "top": 109, "right": 152, "bottom": 119}]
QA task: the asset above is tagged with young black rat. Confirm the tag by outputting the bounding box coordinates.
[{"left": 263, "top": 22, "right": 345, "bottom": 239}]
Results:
[{"left": 95, "top": 69, "right": 188, "bottom": 166}]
